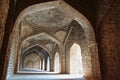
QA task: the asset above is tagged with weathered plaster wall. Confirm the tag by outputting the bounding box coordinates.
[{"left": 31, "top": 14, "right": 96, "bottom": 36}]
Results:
[
  {"left": 0, "top": 0, "right": 120, "bottom": 80},
  {"left": 96, "top": 0, "right": 120, "bottom": 80},
  {"left": 0, "top": 0, "right": 9, "bottom": 50},
  {"left": 0, "top": 0, "right": 9, "bottom": 79}
]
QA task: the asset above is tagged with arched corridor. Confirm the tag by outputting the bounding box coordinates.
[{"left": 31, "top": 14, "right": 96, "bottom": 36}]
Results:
[
  {"left": 23, "top": 53, "right": 42, "bottom": 70},
  {"left": 5, "top": 1, "right": 100, "bottom": 80},
  {"left": 24, "top": 60, "right": 34, "bottom": 69}
]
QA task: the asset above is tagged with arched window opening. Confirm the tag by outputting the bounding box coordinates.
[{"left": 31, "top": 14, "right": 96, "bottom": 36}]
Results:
[
  {"left": 42, "top": 59, "right": 45, "bottom": 70},
  {"left": 47, "top": 57, "right": 50, "bottom": 71},
  {"left": 70, "top": 43, "right": 83, "bottom": 75},
  {"left": 54, "top": 52, "right": 60, "bottom": 73}
]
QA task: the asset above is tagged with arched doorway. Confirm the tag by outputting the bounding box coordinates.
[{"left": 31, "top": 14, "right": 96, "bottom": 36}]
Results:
[
  {"left": 23, "top": 53, "right": 42, "bottom": 70},
  {"left": 54, "top": 52, "right": 60, "bottom": 73},
  {"left": 47, "top": 57, "right": 50, "bottom": 71},
  {"left": 70, "top": 43, "right": 83, "bottom": 74}
]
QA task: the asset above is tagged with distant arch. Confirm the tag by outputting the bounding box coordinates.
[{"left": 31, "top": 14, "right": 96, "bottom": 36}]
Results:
[
  {"left": 25, "top": 60, "right": 34, "bottom": 69},
  {"left": 70, "top": 43, "right": 83, "bottom": 74},
  {"left": 54, "top": 52, "right": 61, "bottom": 73}
]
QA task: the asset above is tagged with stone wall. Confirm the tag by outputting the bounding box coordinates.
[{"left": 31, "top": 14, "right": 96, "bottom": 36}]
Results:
[
  {"left": 0, "top": 0, "right": 9, "bottom": 50},
  {"left": 96, "top": 0, "right": 120, "bottom": 80},
  {"left": 0, "top": 0, "right": 9, "bottom": 79},
  {"left": 6, "top": 47, "right": 15, "bottom": 79},
  {"left": 0, "top": 0, "right": 120, "bottom": 80}
]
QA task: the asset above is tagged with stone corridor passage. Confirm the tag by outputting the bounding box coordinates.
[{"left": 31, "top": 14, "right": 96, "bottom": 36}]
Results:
[{"left": 6, "top": 1, "right": 100, "bottom": 80}]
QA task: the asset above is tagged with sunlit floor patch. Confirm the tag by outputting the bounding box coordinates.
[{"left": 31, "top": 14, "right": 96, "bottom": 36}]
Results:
[{"left": 7, "top": 74, "right": 84, "bottom": 80}]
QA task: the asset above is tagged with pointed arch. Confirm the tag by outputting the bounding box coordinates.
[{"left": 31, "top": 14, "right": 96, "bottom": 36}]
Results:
[
  {"left": 47, "top": 56, "right": 50, "bottom": 71},
  {"left": 5, "top": 1, "right": 100, "bottom": 80},
  {"left": 70, "top": 43, "right": 83, "bottom": 74},
  {"left": 54, "top": 52, "right": 61, "bottom": 73},
  {"left": 21, "top": 32, "right": 63, "bottom": 49}
]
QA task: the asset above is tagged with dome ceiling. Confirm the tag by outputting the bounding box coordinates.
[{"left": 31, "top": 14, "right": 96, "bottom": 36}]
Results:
[{"left": 24, "top": 8, "right": 73, "bottom": 28}]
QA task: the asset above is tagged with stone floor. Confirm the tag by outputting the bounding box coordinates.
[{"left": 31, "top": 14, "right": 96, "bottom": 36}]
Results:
[{"left": 7, "top": 74, "right": 84, "bottom": 80}]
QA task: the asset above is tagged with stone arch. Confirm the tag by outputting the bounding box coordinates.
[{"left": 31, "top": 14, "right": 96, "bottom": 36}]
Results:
[
  {"left": 24, "top": 60, "right": 34, "bottom": 68},
  {"left": 19, "top": 49, "right": 46, "bottom": 71},
  {"left": 54, "top": 52, "right": 61, "bottom": 73},
  {"left": 18, "top": 44, "right": 52, "bottom": 72},
  {"left": 21, "top": 32, "right": 63, "bottom": 48},
  {"left": 65, "top": 26, "right": 98, "bottom": 80},
  {"left": 6, "top": 1, "right": 100, "bottom": 80},
  {"left": 21, "top": 44, "right": 51, "bottom": 58},
  {"left": 23, "top": 52, "right": 43, "bottom": 70},
  {"left": 69, "top": 43, "right": 83, "bottom": 74}
]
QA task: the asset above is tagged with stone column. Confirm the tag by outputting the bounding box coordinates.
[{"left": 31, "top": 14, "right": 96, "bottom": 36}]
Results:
[
  {"left": 59, "top": 49, "right": 66, "bottom": 74},
  {"left": 50, "top": 57, "right": 54, "bottom": 72},
  {"left": 88, "top": 43, "right": 101, "bottom": 80},
  {"left": 42, "top": 59, "right": 45, "bottom": 70},
  {"left": 40, "top": 59, "right": 43, "bottom": 70}
]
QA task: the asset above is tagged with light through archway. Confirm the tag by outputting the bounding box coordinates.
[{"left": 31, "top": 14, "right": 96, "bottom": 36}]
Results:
[
  {"left": 47, "top": 57, "right": 50, "bottom": 71},
  {"left": 70, "top": 43, "right": 83, "bottom": 74},
  {"left": 54, "top": 52, "right": 60, "bottom": 73}
]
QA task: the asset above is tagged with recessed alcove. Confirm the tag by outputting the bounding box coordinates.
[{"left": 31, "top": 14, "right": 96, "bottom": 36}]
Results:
[{"left": 6, "top": 1, "right": 100, "bottom": 80}]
